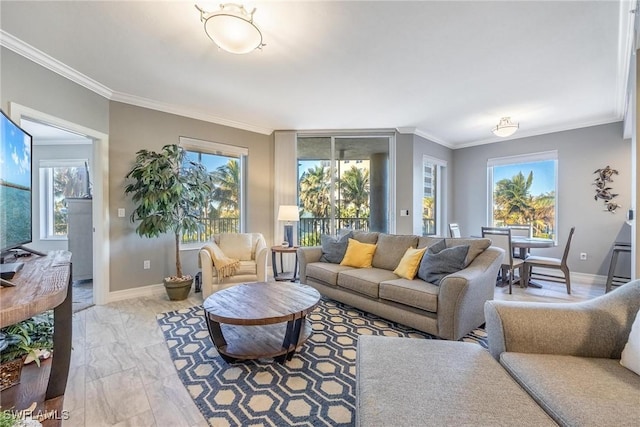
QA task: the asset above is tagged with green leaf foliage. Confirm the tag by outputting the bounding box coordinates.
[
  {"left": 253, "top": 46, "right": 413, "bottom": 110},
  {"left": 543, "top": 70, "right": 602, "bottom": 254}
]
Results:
[{"left": 124, "top": 144, "right": 215, "bottom": 277}]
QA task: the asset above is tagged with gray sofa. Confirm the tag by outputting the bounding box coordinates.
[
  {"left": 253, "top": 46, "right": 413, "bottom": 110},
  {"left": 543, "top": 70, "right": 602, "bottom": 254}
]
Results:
[
  {"left": 484, "top": 280, "right": 640, "bottom": 426},
  {"left": 356, "top": 280, "right": 640, "bottom": 426},
  {"left": 298, "top": 231, "right": 504, "bottom": 340}
]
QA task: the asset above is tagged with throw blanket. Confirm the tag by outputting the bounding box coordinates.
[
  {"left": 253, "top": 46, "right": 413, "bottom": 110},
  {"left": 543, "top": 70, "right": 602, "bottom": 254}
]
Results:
[{"left": 203, "top": 243, "right": 240, "bottom": 282}]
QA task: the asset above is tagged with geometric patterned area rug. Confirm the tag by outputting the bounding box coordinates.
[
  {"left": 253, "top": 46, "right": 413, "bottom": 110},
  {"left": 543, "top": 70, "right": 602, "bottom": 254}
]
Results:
[{"left": 157, "top": 297, "right": 487, "bottom": 427}]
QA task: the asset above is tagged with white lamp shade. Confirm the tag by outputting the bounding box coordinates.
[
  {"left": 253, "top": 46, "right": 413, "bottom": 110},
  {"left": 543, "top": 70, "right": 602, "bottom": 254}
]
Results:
[
  {"left": 278, "top": 205, "right": 300, "bottom": 222},
  {"left": 492, "top": 117, "right": 519, "bottom": 137},
  {"left": 203, "top": 13, "right": 263, "bottom": 54}
]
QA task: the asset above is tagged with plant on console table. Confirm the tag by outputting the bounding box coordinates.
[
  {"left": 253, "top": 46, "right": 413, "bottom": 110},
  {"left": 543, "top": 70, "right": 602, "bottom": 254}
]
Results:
[
  {"left": 124, "top": 144, "right": 214, "bottom": 301},
  {"left": 0, "top": 312, "right": 54, "bottom": 392}
]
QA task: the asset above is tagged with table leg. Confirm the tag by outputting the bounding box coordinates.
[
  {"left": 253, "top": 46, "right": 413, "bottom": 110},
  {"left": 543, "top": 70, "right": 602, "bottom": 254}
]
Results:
[
  {"left": 292, "top": 252, "right": 298, "bottom": 282},
  {"left": 280, "top": 252, "right": 284, "bottom": 273},
  {"left": 205, "top": 315, "right": 235, "bottom": 363},
  {"left": 271, "top": 251, "right": 278, "bottom": 279},
  {"left": 287, "top": 317, "right": 304, "bottom": 361},
  {"left": 276, "top": 319, "right": 296, "bottom": 364}
]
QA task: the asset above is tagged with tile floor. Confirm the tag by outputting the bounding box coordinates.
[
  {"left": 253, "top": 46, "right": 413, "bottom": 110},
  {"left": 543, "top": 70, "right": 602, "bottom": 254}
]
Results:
[{"left": 62, "top": 278, "right": 607, "bottom": 427}]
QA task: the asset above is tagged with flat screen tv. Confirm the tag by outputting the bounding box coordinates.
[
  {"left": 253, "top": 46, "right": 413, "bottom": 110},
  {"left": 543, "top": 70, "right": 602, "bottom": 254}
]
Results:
[{"left": 0, "top": 109, "right": 33, "bottom": 278}]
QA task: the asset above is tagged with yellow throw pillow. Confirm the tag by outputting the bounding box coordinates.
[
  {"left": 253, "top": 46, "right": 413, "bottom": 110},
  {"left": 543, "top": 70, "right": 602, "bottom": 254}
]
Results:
[
  {"left": 340, "top": 238, "right": 377, "bottom": 268},
  {"left": 394, "top": 247, "right": 427, "bottom": 280}
]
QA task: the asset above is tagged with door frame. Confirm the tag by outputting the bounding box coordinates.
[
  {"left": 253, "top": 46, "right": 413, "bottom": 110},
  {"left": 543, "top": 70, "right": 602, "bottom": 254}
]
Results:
[{"left": 10, "top": 102, "right": 110, "bottom": 305}]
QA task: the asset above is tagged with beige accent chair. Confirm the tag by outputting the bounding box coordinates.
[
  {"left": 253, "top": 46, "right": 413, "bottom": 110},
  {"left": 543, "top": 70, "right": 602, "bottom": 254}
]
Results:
[
  {"left": 482, "top": 226, "right": 524, "bottom": 294},
  {"left": 524, "top": 226, "right": 575, "bottom": 294},
  {"left": 198, "top": 233, "right": 268, "bottom": 298}
]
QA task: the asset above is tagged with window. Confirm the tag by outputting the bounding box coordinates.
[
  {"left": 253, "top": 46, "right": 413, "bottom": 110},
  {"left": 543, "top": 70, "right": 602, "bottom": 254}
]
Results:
[
  {"left": 422, "top": 156, "right": 446, "bottom": 236},
  {"left": 487, "top": 151, "right": 557, "bottom": 240},
  {"left": 179, "top": 137, "right": 247, "bottom": 244},
  {"left": 39, "top": 159, "right": 90, "bottom": 239}
]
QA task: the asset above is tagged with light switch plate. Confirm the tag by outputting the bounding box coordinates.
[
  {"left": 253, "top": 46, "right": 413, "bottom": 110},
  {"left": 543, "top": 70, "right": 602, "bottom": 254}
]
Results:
[
  {"left": 118, "top": 208, "right": 125, "bottom": 218},
  {"left": 400, "top": 209, "right": 409, "bottom": 216}
]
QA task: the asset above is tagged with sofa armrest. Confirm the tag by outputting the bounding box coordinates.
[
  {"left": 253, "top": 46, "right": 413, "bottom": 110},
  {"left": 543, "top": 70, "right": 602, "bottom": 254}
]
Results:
[
  {"left": 297, "top": 246, "right": 323, "bottom": 283},
  {"left": 436, "top": 246, "right": 504, "bottom": 340},
  {"left": 485, "top": 280, "right": 640, "bottom": 360},
  {"left": 199, "top": 243, "right": 220, "bottom": 298}
]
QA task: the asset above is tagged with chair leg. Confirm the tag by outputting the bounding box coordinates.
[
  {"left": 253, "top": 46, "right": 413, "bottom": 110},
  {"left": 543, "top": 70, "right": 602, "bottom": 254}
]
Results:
[
  {"left": 508, "top": 268, "right": 512, "bottom": 295},
  {"left": 562, "top": 266, "right": 571, "bottom": 294}
]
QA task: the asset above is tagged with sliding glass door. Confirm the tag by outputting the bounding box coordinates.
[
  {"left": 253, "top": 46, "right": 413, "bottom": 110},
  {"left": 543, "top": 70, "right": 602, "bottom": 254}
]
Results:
[{"left": 297, "top": 134, "right": 391, "bottom": 245}]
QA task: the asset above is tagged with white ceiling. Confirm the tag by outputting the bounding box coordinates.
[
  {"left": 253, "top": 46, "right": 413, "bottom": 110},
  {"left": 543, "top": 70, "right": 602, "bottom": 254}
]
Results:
[{"left": 0, "top": 1, "right": 634, "bottom": 148}]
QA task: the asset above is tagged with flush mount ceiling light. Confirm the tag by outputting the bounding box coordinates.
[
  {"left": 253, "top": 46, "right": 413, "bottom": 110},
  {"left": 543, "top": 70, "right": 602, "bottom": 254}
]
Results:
[
  {"left": 492, "top": 117, "right": 519, "bottom": 137},
  {"left": 195, "top": 3, "right": 265, "bottom": 54}
]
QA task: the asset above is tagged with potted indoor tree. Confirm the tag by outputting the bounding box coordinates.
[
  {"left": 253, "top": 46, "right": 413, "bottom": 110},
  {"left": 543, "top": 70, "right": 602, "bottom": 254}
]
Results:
[{"left": 124, "top": 144, "right": 215, "bottom": 300}]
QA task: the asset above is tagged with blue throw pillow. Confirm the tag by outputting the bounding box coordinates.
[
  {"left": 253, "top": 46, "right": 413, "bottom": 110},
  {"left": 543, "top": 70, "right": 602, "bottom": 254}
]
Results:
[
  {"left": 417, "top": 243, "right": 470, "bottom": 285},
  {"left": 320, "top": 231, "right": 353, "bottom": 263}
]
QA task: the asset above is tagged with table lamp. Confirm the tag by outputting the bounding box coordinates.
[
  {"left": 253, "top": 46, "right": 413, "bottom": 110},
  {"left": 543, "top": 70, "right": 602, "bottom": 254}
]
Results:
[{"left": 277, "top": 205, "right": 299, "bottom": 247}]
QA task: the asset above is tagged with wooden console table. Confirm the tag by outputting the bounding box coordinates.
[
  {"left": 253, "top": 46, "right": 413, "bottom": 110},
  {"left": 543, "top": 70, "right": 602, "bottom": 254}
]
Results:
[{"left": 0, "top": 251, "right": 72, "bottom": 427}]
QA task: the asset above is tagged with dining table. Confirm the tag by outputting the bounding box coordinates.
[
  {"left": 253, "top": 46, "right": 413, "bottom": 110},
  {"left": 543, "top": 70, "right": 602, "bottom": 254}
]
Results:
[{"left": 511, "top": 236, "right": 555, "bottom": 259}]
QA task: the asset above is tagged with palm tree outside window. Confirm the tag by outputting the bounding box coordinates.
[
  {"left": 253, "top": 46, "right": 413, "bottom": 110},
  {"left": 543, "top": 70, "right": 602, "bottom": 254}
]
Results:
[
  {"left": 179, "top": 137, "right": 247, "bottom": 245},
  {"left": 487, "top": 151, "right": 557, "bottom": 240}
]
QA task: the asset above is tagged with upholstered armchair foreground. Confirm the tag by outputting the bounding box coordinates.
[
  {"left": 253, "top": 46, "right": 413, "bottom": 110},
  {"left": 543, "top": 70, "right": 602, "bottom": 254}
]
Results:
[
  {"left": 198, "top": 233, "right": 268, "bottom": 299},
  {"left": 484, "top": 279, "right": 640, "bottom": 360}
]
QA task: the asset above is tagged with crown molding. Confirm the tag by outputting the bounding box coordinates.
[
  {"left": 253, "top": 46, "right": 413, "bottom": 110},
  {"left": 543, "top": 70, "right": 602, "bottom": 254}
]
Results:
[
  {"left": 454, "top": 116, "right": 622, "bottom": 149},
  {"left": 614, "top": 1, "right": 635, "bottom": 119},
  {"left": 0, "top": 30, "right": 113, "bottom": 99},
  {"left": 1, "top": 30, "right": 273, "bottom": 135},
  {"left": 110, "top": 91, "right": 273, "bottom": 135},
  {"left": 396, "top": 127, "right": 455, "bottom": 149}
]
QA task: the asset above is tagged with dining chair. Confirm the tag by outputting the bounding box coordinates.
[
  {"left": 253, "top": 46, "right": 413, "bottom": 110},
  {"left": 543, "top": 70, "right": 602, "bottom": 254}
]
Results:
[
  {"left": 481, "top": 227, "right": 524, "bottom": 294},
  {"left": 508, "top": 224, "right": 533, "bottom": 258},
  {"left": 523, "top": 227, "right": 575, "bottom": 294},
  {"left": 449, "top": 223, "right": 461, "bottom": 238}
]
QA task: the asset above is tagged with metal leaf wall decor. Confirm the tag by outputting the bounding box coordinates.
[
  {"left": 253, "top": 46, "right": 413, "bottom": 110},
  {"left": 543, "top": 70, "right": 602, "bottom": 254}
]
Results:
[{"left": 593, "top": 166, "right": 620, "bottom": 213}]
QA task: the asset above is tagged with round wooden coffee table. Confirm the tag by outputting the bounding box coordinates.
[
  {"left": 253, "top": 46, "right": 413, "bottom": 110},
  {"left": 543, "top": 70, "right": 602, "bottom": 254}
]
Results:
[{"left": 203, "top": 281, "right": 321, "bottom": 364}]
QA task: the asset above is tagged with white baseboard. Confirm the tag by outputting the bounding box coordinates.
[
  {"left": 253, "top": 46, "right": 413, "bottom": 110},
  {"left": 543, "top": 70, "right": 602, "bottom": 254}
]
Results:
[
  {"left": 106, "top": 283, "right": 165, "bottom": 303},
  {"left": 531, "top": 267, "right": 605, "bottom": 286}
]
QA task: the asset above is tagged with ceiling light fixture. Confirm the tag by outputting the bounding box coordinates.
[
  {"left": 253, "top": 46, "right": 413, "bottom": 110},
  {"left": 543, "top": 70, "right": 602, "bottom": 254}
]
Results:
[
  {"left": 195, "top": 3, "right": 265, "bottom": 54},
  {"left": 492, "top": 117, "right": 519, "bottom": 137}
]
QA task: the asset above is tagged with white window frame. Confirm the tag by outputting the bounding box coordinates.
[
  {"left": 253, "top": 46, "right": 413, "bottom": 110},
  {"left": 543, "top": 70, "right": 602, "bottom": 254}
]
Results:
[
  {"left": 179, "top": 137, "right": 248, "bottom": 248},
  {"left": 487, "top": 150, "right": 558, "bottom": 241},
  {"left": 39, "top": 159, "right": 88, "bottom": 240},
  {"left": 422, "top": 155, "right": 447, "bottom": 236}
]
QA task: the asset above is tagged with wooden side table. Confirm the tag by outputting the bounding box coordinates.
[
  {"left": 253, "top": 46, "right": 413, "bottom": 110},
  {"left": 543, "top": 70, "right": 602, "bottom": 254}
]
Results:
[{"left": 271, "top": 245, "right": 299, "bottom": 282}]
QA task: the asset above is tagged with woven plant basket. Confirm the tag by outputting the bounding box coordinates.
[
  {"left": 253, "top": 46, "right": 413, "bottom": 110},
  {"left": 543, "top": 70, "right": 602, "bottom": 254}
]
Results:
[{"left": 0, "top": 357, "right": 24, "bottom": 391}]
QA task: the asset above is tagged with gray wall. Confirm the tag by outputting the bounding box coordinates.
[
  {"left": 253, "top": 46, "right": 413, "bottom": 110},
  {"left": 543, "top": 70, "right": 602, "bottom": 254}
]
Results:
[
  {"left": 453, "top": 122, "right": 632, "bottom": 276},
  {"left": 394, "top": 132, "right": 454, "bottom": 236},
  {"left": 109, "top": 102, "right": 274, "bottom": 292},
  {"left": 0, "top": 48, "right": 109, "bottom": 134}
]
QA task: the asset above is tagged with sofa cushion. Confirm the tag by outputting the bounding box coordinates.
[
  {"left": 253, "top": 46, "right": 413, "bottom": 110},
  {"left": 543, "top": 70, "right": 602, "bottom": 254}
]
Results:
[
  {"left": 417, "top": 236, "right": 443, "bottom": 249},
  {"left": 357, "top": 338, "right": 556, "bottom": 427},
  {"left": 337, "top": 268, "right": 397, "bottom": 298},
  {"left": 445, "top": 238, "right": 491, "bottom": 266},
  {"left": 372, "top": 234, "right": 419, "bottom": 270},
  {"left": 379, "top": 278, "right": 439, "bottom": 312},
  {"left": 341, "top": 239, "right": 377, "bottom": 268},
  {"left": 621, "top": 308, "right": 640, "bottom": 375},
  {"left": 320, "top": 231, "right": 353, "bottom": 264},
  {"left": 417, "top": 243, "right": 469, "bottom": 285},
  {"left": 352, "top": 231, "right": 379, "bottom": 244},
  {"left": 501, "top": 352, "right": 640, "bottom": 427},
  {"left": 393, "top": 247, "right": 427, "bottom": 280},
  {"left": 306, "top": 262, "right": 354, "bottom": 286},
  {"left": 218, "top": 233, "right": 253, "bottom": 261}
]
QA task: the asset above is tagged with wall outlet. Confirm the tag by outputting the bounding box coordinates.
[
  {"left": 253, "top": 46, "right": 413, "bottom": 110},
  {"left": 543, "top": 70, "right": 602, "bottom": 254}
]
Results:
[
  {"left": 400, "top": 209, "right": 409, "bottom": 216},
  {"left": 143, "top": 260, "right": 150, "bottom": 269},
  {"left": 118, "top": 208, "right": 125, "bottom": 218},
  {"left": 579, "top": 252, "right": 587, "bottom": 260}
]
